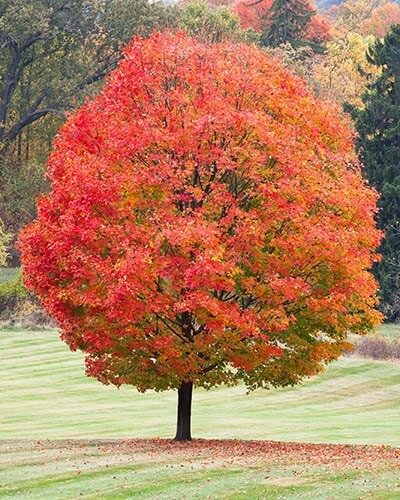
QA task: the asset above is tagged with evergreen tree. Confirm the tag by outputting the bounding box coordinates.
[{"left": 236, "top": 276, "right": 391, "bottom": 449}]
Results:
[
  {"left": 262, "top": 0, "right": 315, "bottom": 48},
  {"left": 353, "top": 25, "right": 400, "bottom": 321}
]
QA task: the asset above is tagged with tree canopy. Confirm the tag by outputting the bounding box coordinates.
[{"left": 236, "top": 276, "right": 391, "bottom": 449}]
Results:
[
  {"left": 20, "top": 32, "right": 381, "bottom": 440},
  {"left": 0, "top": 0, "right": 177, "bottom": 154}
]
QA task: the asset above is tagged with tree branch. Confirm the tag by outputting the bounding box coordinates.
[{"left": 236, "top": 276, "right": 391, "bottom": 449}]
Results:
[
  {"left": 154, "top": 313, "right": 188, "bottom": 343},
  {"left": 20, "top": 32, "right": 46, "bottom": 52},
  {"left": 5, "top": 106, "right": 57, "bottom": 143},
  {"left": 76, "top": 57, "right": 119, "bottom": 92},
  {"left": 201, "top": 362, "right": 219, "bottom": 374}
]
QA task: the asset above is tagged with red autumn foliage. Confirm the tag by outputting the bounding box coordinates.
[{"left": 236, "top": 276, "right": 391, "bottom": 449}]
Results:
[
  {"left": 233, "top": 0, "right": 332, "bottom": 43},
  {"left": 20, "top": 32, "right": 380, "bottom": 396},
  {"left": 307, "top": 12, "right": 333, "bottom": 43},
  {"left": 233, "top": 0, "right": 273, "bottom": 31}
]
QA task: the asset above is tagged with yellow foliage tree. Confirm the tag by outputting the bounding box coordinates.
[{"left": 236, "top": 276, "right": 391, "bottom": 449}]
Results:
[{"left": 312, "top": 32, "right": 380, "bottom": 107}]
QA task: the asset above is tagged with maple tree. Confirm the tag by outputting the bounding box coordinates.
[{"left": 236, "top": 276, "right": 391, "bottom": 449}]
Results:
[{"left": 20, "top": 32, "right": 381, "bottom": 441}]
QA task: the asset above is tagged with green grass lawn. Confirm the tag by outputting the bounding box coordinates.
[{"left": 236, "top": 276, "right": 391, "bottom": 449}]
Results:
[
  {"left": 1, "top": 326, "right": 399, "bottom": 445},
  {"left": 1, "top": 326, "right": 399, "bottom": 499}
]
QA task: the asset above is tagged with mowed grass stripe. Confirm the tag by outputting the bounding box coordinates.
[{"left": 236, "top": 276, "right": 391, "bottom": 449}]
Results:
[
  {"left": 1, "top": 328, "right": 399, "bottom": 445},
  {"left": 1, "top": 349, "right": 74, "bottom": 365},
  {"left": 0, "top": 464, "right": 253, "bottom": 500},
  {"left": 4, "top": 371, "right": 398, "bottom": 406},
  {"left": 0, "top": 459, "right": 170, "bottom": 490},
  {"left": 90, "top": 468, "right": 400, "bottom": 500},
  {"left": 0, "top": 461, "right": 174, "bottom": 496}
]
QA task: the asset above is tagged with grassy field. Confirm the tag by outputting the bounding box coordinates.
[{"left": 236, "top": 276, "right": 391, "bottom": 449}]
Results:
[
  {"left": 1, "top": 325, "right": 399, "bottom": 498},
  {"left": 1, "top": 326, "right": 399, "bottom": 445}
]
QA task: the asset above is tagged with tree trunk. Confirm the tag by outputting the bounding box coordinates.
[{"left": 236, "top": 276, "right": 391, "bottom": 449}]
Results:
[{"left": 174, "top": 381, "right": 193, "bottom": 441}]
